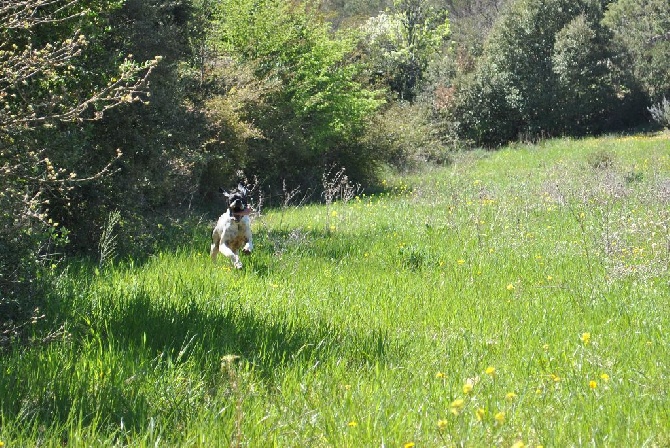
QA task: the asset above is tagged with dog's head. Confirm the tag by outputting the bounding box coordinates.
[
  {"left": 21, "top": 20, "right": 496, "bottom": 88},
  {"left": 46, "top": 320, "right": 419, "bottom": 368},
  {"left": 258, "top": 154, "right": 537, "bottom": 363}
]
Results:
[{"left": 220, "top": 184, "right": 249, "bottom": 215}]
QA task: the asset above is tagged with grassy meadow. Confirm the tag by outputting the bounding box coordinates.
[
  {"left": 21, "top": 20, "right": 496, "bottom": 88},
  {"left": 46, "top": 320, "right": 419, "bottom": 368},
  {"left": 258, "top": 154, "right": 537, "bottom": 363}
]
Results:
[{"left": 1, "top": 134, "right": 669, "bottom": 447}]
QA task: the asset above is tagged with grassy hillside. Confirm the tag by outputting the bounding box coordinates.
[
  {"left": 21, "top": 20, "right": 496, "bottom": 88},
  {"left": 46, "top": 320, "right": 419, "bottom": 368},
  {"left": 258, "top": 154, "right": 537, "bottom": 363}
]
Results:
[{"left": 1, "top": 134, "right": 669, "bottom": 447}]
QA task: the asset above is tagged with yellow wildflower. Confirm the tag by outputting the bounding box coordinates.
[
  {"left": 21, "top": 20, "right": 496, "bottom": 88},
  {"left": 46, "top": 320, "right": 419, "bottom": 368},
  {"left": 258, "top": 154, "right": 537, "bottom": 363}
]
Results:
[
  {"left": 347, "top": 421, "right": 357, "bottom": 427},
  {"left": 581, "top": 332, "right": 591, "bottom": 345},
  {"left": 506, "top": 283, "right": 515, "bottom": 291},
  {"left": 494, "top": 411, "right": 505, "bottom": 424},
  {"left": 436, "top": 371, "right": 446, "bottom": 379},
  {"left": 475, "top": 407, "right": 486, "bottom": 421},
  {"left": 505, "top": 392, "right": 517, "bottom": 401},
  {"left": 589, "top": 380, "right": 597, "bottom": 390},
  {"left": 404, "top": 443, "right": 415, "bottom": 448},
  {"left": 437, "top": 419, "right": 448, "bottom": 430},
  {"left": 450, "top": 398, "right": 465, "bottom": 415},
  {"left": 485, "top": 366, "right": 496, "bottom": 376},
  {"left": 510, "top": 441, "right": 525, "bottom": 448},
  {"left": 463, "top": 380, "right": 474, "bottom": 394},
  {"left": 600, "top": 373, "right": 610, "bottom": 382}
]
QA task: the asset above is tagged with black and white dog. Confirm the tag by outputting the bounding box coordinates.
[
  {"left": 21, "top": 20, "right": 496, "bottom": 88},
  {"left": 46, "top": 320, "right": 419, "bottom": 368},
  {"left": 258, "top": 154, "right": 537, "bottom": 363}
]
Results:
[{"left": 210, "top": 184, "right": 253, "bottom": 269}]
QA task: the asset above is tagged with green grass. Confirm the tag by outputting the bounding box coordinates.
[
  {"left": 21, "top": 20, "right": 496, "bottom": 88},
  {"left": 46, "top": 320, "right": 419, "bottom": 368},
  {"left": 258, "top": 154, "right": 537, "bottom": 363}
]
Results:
[{"left": 2, "top": 134, "right": 669, "bottom": 447}]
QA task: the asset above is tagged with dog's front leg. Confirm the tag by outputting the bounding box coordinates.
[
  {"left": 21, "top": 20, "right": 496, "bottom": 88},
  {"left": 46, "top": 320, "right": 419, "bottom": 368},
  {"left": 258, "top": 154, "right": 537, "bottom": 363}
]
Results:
[
  {"left": 242, "top": 228, "right": 253, "bottom": 255},
  {"left": 219, "top": 243, "right": 242, "bottom": 269}
]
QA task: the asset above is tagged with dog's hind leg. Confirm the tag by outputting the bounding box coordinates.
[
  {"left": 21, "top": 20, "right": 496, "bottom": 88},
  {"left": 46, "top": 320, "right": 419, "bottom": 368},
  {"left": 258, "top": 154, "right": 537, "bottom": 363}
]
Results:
[{"left": 210, "top": 234, "right": 220, "bottom": 262}]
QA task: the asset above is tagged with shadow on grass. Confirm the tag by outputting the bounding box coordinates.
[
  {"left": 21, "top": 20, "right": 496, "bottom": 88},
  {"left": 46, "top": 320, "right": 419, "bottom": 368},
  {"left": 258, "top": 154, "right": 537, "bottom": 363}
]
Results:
[
  {"left": 99, "top": 285, "right": 394, "bottom": 371},
  {"left": 0, "top": 280, "right": 397, "bottom": 436}
]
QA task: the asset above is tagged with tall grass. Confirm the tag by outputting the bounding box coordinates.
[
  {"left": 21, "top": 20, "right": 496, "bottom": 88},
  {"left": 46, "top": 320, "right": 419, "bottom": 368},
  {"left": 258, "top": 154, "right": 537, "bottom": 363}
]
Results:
[{"left": 1, "top": 134, "right": 669, "bottom": 447}]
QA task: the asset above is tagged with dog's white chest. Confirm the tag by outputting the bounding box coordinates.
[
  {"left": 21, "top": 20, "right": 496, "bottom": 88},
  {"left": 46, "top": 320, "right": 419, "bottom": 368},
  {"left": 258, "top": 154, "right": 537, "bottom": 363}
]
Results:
[{"left": 221, "top": 217, "right": 250, "bottom": 252}]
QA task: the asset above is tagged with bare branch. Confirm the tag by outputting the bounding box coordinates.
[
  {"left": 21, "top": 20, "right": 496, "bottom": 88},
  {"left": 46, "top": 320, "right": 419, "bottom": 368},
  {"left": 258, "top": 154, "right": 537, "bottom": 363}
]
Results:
[{"left": 0, "top": 0, "right": 84, "bottom": 29}]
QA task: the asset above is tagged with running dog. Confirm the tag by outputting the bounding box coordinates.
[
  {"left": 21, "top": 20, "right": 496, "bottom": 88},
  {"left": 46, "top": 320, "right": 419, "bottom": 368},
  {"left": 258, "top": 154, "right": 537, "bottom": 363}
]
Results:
[{"left": 210, "top": 184, "right": 253, "bottom": 269}]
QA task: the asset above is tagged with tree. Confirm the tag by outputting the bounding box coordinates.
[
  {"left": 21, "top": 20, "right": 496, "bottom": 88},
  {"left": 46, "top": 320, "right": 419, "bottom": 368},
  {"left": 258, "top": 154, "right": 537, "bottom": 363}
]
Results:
[
  {"left": 0, "top": 1, "right": 156, "bottom": 132},
  {"left": 450, "top": 0, "right": 627, "bottom": 146},
  {"left": 0, "top": 0, "right": 157, "bottom": 339},
  {"left": 552, "top": 13, "right": 618, "bottom": 134},
  {"left": 359, "top": 0, "right": 450, "bottom": 100},
  {"left": 603, "top": 0, "right": 670, "bottom": 102}
]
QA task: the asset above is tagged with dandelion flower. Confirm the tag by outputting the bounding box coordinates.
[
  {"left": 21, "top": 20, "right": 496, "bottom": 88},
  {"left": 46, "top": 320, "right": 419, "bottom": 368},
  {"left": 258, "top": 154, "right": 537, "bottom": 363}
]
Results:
[
  {"left": 347, "top": 421, "right": 357, "bottom": 427},
  {"left": 589, "top": 380, "right": 597, "bottom": 390},
  {"left": 506, "top": 283, "right": 515, "bottom": 291},
  {"left": 510, "top": 441, "right": 525, "bottom": 448},
  {"left": 485, "top": 366, "right": 496, "bottom": 376},
  {"left": 600, "top": 373, "right": 610, "bottom": 382},
  {"left": 505, "top": 392, "right": 517, "bottom": 401},
  {"left": 436, "top": 371, "right": 446, "bottom": 379},
  {"left": 581, "top": 332, "right": 591, "bottom": 345},
  {"left": 457, "top": 258, "right": 466, "bottom": 264},
  {"left": 404, "top": 443, "right": 415, "bottom": 448},
  {"left": 437, "top": 419, "right": 448, "bottom": 430},
  {"left": 450, "top": 398, "right": 465, "bottom": 408},
  {"left": 550, "top": 374, "right": 561, "bottom": 382},
  {"left": 450, "top": 398, "right": 465, "bottom": 415},
  {"left": 463, "top": 380, "right": 474, "bottom": 394},
  {"left": 494, "top": 411, "right": 505, "bottom": 424},
  {"left": 475, "top": 408, "right": 486, "bottom": 421}
]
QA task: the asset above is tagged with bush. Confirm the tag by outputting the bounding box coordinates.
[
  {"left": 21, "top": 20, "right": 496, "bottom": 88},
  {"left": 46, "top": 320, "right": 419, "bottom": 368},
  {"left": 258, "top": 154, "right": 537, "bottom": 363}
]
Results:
[
  {"left": 361, "top": 102, "right": 449, "bottom": 171},
  {"left": 603, "top": 0, "right": 670, "bottom": 102},
  {"left": 648, "top": 97, "right": 670, "bottom": 129},
  {"left": 208, "top": 0, "right": 384, "bottom": 195}
]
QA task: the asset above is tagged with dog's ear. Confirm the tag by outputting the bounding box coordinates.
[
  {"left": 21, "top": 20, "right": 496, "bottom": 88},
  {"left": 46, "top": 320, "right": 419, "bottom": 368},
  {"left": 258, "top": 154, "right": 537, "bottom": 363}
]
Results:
[
  {"left": 219, "top": 187, "right": 230, "bottom": 199},
  {"left": 237, "top": 183, "right": 247, "bottom": 196}
]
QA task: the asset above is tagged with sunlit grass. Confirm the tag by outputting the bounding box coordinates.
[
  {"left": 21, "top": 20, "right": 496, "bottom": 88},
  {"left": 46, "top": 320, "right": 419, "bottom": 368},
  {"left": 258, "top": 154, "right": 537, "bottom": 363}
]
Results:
[{"left": 1, "top": 134, "right": 669, "bottom": 447}]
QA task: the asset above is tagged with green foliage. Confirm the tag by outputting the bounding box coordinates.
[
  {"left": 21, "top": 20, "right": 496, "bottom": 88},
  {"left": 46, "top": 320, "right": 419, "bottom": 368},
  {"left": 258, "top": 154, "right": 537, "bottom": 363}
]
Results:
[
  {"left": 0, "top": 0, "right": 159, "bottom": 339},
  {"left": 449, "top": 0, "right": 637, "bottom": 146},
  {"left": 361, "top": 101, "right": 449, "bottom": 170},
  {"left": 208, "top": 0, "right": 384, "bottom": 191},
  {"left": 603, "top": 0, "right": 670, "bottom": 102},
  {"left": 358, "top": 0, "right": 450, "bottom": 101},
  {"left": 552, "top": 13, "right": 618, "bottom": 134}
]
